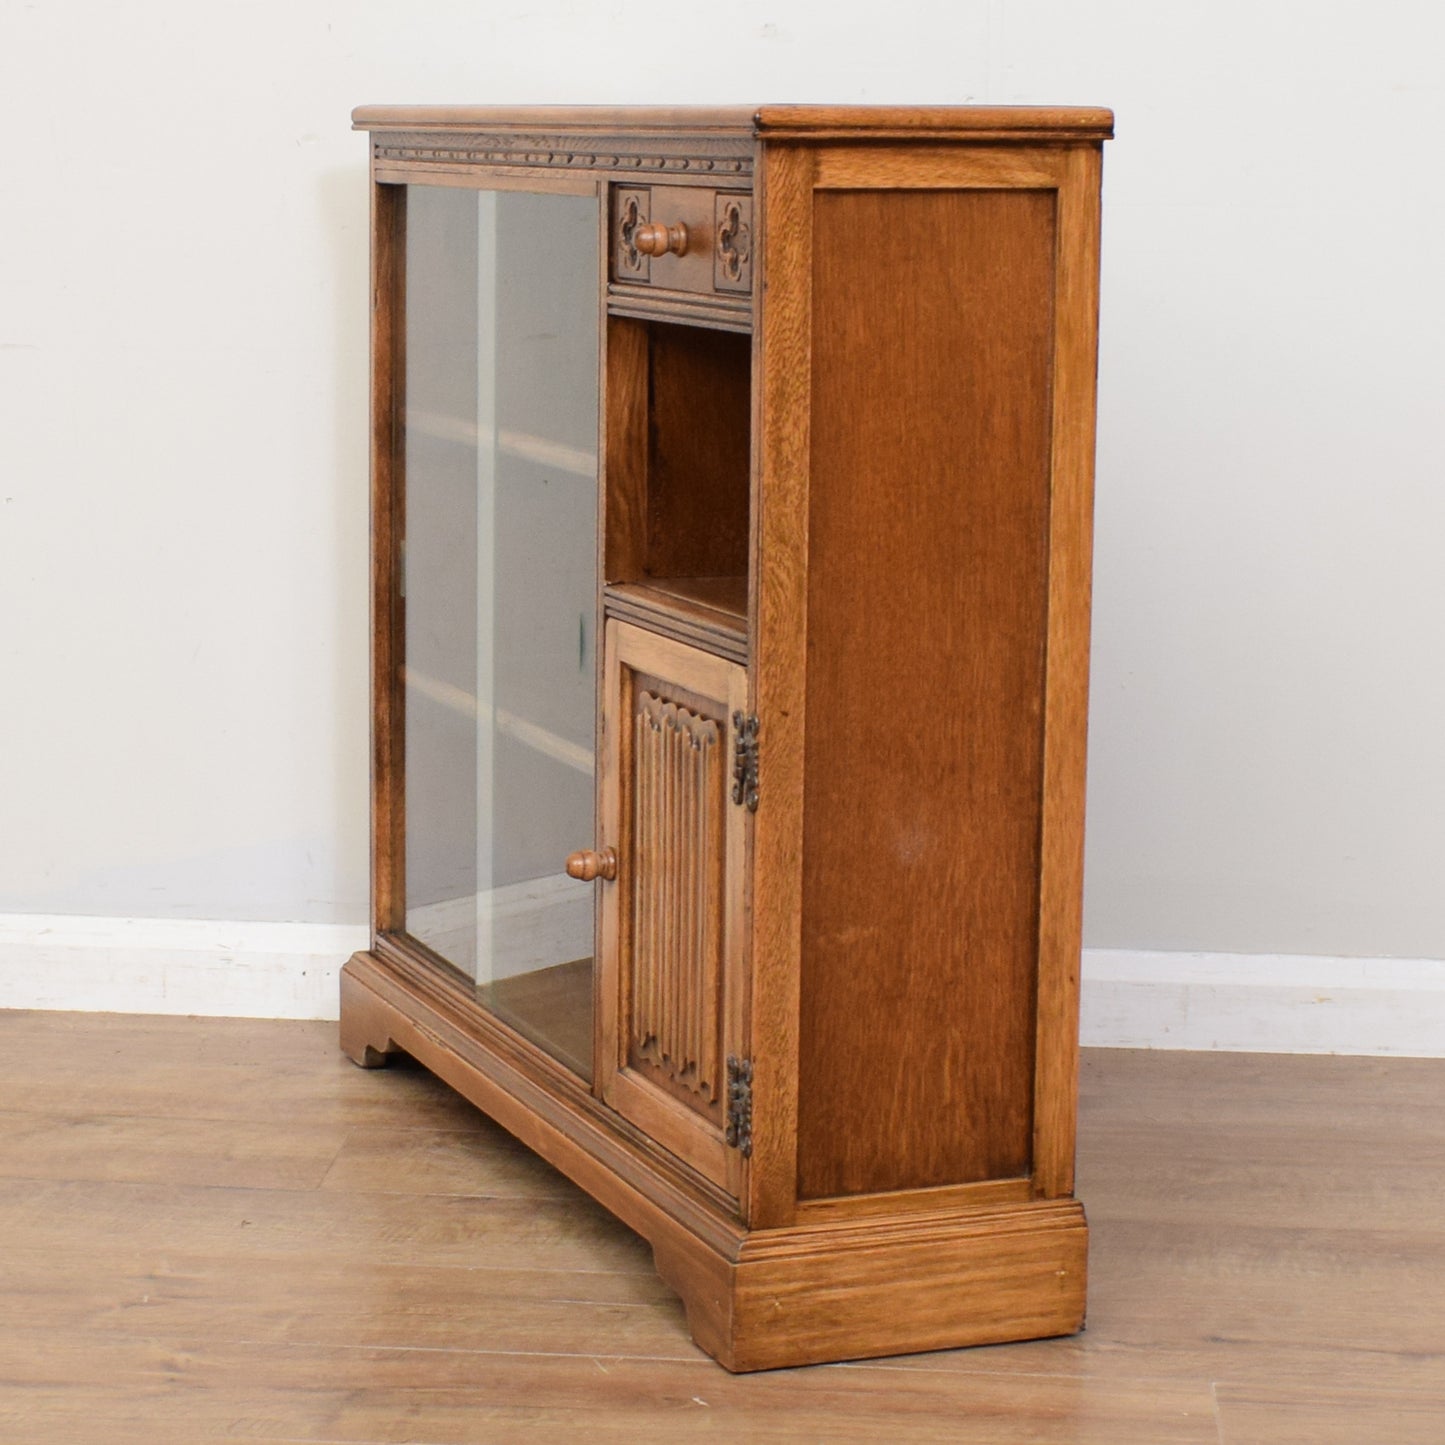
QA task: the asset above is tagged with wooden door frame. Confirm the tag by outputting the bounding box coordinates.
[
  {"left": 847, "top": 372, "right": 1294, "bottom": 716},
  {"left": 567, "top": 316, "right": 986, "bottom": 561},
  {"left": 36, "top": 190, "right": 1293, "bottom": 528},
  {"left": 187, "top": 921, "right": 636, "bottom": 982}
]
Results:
[{"left": 597, "top": 620, "right": 750, "bottom": 1202}]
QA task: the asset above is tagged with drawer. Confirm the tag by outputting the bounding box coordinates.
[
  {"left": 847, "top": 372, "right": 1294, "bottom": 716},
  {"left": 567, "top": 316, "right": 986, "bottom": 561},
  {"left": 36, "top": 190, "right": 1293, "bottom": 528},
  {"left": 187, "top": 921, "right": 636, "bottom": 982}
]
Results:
[{"left": 611, "top": 185, "right": 753, "bottom": 297}]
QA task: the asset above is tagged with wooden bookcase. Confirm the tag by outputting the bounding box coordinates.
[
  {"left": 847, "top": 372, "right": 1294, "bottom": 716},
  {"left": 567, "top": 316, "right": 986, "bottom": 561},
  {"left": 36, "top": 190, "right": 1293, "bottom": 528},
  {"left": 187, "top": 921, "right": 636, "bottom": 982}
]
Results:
[{"left": 341, "top": 104, "right": 1112, "bottom": 1371}]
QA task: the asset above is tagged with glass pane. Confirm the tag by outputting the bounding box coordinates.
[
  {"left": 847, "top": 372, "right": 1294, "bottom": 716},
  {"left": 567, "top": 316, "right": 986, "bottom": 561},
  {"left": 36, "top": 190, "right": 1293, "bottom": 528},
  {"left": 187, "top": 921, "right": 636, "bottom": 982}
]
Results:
[{"left": 402, "top": 184, "right": 599, "bottom": 1079}]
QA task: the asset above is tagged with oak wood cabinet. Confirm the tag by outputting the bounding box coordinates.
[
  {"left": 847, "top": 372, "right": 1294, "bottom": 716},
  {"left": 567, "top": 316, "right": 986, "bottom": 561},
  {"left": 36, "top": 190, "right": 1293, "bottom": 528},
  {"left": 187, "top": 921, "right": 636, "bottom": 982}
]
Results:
[{"left": 341, "top": 104, "right": 1112, "bottom": 1371}]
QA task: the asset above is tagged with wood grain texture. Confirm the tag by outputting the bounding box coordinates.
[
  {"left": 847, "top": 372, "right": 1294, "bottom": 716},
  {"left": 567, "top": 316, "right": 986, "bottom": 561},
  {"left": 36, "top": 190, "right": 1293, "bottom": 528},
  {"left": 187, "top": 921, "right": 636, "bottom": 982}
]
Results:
[
  {"left": 890, "top": 1050, "right": 1445, "bottom": 1392},
  {"left": 5, "top": 1248, "right": 682, "bottom": 1355},
  {"left": 644, "top": 321, "right": 751, "bottom": 580},
  {"left": 351, "top": 103, "right": 1114, "bottom": 142},
  {"left": 744, "top": 140, "right": 814, "bottom": 1229},
  {"left": 792, "top": 1175, "right": 1033, "bottom": 1223},
  {"left": 604, "top": 581, "right": 749, "bottom": 665},
  {"left": 754, "top": 104, "right": 1114, "bottom": 140},
  {"left": 602, "top": 314, "right": 650, "bottom": 584},
  {"left": 656, "top": 1199, "right": 1088, "bottom": 1374},
  {"left": 604, "top": 318, "right": 752, "bottom": 589},
  {"left": 344, "top": 946, "right": 744, "bottom": 1242},
  {"left": 605, "top": 282, "right": 753, "bottom": 333},
  {"left": 725, "top": 1210, "right": 1086, "bottom": 1373},
  {"left": 371, "top": 161, "right": 600, "bottom": 194},
  {"left": 812, "top": 144, "right": 1067, "bottom": 190},
  {"left": 797, "top": 183, "right": 1057, "bottom": 1198},
  {"left": 369, "top": 180, "right": 406, "bottom": 937},
  {"left": 0, "top": 1012, "right": 485, "bottom": 1129},
  {"left": 353, "top": 103, "right": 764, "bottom": 132},
  {"left": 1031, "top": 144, "right": 1104, "bottom": 1199},
  {"left": 611, "top": 184, "right": 740, "bottom": 298},
  {"left": 598, "top": 622, "right": 748, "bottom": 1197},
  {"left": 348, "top": 115, "right": 1110, "bottom": 1370},
  {"left": 1215, "top": 1385, "right": 1445, "bottom": 1445},
  {"left": 342, "top": 948, "right": 1090, "bottom": 1370},
  {"left": 629, "top": 689, "right": 725, "bottom": 1112},
  {"left": 3, "top": 1013, "right": 1440, "bottom": 1439},
  {"left": 617, "top": 575, "right": 748, "bottom": 619},
  {"left": 317, "top": 1123, "right": 583, "bottom": 1199},
  {"left": 0, "top": 1333, "right": 1215, "bottom": 1444},
  {"left": 357, "top": 115, "right": 758, "bottom": 188},
  {"left": 0, "top": 1109, "right": 348, "bottom": 1192}
]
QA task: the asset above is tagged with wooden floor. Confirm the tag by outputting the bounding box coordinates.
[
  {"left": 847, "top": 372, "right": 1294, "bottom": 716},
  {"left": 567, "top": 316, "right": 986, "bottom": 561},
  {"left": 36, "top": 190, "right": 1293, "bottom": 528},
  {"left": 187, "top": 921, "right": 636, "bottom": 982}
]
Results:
[{"left": 1, "top": 1012, "right": 1442, "bottom": 1443}]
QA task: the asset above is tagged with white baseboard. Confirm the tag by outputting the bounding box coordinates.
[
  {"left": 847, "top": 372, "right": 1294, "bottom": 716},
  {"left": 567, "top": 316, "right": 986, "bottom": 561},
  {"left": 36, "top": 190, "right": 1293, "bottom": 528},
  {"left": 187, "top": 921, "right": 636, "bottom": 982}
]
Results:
[
  {"left": 0, "top": 914, "right": 368, "bottom": 1020},
  {"left": 1081, "top": 949, "right": 1445, "bottom": 1057},
  {"left": 2, "top": 915, "right": 1442, "bottom": 1055}
]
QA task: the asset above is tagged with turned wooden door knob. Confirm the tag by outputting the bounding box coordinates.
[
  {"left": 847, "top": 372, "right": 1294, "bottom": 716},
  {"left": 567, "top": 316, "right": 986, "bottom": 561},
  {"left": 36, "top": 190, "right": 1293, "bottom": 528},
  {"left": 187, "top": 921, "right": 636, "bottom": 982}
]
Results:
[
  {"left": 565, "top": 846, "right": 617, "bottom": 882},
  {"left": 633, "top": 220, "right": 689, "bottom": 257}
]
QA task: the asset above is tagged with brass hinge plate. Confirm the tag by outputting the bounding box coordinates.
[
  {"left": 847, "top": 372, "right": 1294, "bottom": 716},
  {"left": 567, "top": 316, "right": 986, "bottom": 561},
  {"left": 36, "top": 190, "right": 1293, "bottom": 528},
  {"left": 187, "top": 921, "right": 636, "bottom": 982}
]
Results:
[
  {"left": 731, "top": 713, "right": 759, "bottom": 812},
  {"left": 724, "top": 1054, "right": 753, "bottom": 1157}
]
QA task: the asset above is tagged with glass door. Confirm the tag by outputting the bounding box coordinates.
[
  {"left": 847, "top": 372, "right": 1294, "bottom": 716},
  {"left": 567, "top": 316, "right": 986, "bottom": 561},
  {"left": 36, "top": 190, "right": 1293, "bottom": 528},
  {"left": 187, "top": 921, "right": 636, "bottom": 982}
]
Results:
[{"left": 400, "top": 182, "right": 600, "bottom": 1078}]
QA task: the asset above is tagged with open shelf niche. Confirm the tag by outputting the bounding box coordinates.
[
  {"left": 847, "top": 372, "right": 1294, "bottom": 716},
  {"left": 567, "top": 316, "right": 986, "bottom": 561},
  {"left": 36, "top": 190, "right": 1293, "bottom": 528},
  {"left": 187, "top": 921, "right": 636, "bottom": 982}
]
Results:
[{"left": 603, "top": 316, "right": 752, "bottom": 663}]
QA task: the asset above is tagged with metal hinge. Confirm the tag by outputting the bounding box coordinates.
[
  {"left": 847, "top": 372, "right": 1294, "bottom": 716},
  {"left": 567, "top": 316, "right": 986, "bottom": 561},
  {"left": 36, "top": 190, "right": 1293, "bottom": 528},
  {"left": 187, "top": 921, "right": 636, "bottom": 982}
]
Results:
[
  {"left": 724, "top": 1055, "right": 754, "bottom": 1157},
  {"left": 731, "top": 713, "right": 760, "bottom": 811}
]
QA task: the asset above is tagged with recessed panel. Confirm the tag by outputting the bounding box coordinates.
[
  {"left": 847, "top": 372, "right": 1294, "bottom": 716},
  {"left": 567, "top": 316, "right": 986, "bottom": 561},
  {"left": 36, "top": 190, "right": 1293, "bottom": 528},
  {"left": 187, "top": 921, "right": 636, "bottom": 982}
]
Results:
[{"left": 797, "top": 186, "right": 1057, "bottom": 1196}]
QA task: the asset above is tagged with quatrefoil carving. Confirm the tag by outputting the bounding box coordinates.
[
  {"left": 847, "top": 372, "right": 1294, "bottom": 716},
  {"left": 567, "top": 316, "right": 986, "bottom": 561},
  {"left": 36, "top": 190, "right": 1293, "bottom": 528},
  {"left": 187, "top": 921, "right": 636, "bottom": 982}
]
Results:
[
  {"left": 616, "top": 189, "right": 650, "bottom": 279},
  {"left": 714, "top": 196, "right": 753, "bottom": 291}
]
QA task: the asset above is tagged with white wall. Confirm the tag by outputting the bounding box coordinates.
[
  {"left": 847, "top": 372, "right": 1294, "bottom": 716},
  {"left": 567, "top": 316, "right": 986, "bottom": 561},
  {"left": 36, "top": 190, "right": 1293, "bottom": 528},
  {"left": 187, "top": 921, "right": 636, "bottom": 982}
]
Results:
[{"left": 2, "top": 2, "right": 1442, "bottom": 1042}]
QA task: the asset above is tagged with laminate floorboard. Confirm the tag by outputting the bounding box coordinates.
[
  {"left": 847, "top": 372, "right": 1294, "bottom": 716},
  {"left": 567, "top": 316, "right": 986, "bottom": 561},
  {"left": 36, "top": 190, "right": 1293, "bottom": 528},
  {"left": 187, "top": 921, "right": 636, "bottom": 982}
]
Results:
[
  {"left": 0, "top": 1010, "right": 1441, "bottom": 1443},
  {"left": 1213, "top": 1384, "right": 1445, "bottom": 1445}
]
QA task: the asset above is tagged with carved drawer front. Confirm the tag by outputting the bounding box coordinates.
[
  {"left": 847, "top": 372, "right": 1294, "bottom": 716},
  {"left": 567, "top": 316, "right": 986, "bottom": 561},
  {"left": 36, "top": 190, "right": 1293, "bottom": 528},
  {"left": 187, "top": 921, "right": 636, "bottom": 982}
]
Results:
[
  {"left": 599, "top": 621, "right": 749, "bottom": 1199},
  {"left": 611, "top": 185, "right": 753, "bottom": 299}
]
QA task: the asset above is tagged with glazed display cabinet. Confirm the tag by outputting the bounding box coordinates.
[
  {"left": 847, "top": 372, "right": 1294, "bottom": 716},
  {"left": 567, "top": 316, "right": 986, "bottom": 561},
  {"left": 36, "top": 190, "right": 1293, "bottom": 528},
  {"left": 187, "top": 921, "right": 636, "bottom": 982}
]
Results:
[{"left": 341, "top": 104, "right": 1112, "bottom": 1371}]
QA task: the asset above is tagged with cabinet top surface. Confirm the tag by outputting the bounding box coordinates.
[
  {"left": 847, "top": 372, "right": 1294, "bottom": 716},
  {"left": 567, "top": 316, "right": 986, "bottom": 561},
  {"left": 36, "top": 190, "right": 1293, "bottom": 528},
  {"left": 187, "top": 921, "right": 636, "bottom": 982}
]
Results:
[{"left": 352, "top": 104, "right": 1113, "bottom": 141}]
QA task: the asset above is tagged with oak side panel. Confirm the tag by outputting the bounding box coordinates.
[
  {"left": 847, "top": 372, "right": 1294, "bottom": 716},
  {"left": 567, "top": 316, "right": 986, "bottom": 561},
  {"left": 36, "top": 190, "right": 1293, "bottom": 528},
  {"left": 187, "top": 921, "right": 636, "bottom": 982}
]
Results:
[
  {"left": 1032, "top": 145, "right": 1104, "bottom": 1199},
  {"left": 370, "top": 181, "right": 407, "bottom": 936},
  {"left": 797, "top": 185, "right": 1057, "bottom": 1198},
  {"left": 746, "top": 143, "right": 815, "bottom": 1227}
]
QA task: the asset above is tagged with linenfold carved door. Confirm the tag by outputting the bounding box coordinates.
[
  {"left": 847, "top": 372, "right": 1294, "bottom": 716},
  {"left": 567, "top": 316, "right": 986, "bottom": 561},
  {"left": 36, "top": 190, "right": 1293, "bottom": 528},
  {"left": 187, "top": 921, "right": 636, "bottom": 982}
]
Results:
[{"left": 599, "top": 621, "right": 748, "bottom": 1198}]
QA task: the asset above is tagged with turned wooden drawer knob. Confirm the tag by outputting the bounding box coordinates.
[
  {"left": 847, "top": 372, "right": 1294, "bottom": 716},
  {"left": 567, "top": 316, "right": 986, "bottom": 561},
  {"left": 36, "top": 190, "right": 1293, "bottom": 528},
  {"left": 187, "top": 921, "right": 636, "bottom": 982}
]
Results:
[
  {"left": 565, "top": 846, "right": 617, "bottom": 882},
  {"left": 633, "top": 220, "right": 689, "bottom": 258}
]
